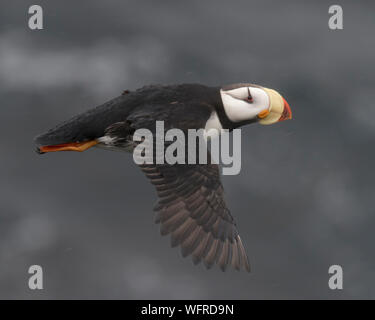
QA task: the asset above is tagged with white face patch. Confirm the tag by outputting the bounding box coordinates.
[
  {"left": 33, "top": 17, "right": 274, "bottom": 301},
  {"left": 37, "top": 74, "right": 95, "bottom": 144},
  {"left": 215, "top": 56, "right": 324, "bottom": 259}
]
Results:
[{"left": 220, "top": 86, "right": 270, "bottom": 122}]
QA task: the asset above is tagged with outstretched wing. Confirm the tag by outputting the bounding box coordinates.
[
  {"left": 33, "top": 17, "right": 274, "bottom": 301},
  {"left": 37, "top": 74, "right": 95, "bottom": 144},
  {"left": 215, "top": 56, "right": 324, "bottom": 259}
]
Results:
[
  {"left": 139, "top": 161, "right": 250, "bottom": 272},
  {"left": 105, "top": 101, "right": 250, "bottom": 272}
]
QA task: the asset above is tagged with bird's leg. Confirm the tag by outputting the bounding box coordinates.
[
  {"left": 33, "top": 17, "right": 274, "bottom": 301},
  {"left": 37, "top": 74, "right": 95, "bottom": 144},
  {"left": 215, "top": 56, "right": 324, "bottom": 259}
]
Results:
[{"left": 38, "top": 140, "right": 98, "bottom": 153}]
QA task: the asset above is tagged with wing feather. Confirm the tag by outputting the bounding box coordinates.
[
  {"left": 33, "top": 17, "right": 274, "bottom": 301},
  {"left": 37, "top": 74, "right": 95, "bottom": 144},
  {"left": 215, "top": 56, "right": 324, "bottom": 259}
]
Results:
[{"left": 139, "top": 161, "right": 250, "bottom": 272}]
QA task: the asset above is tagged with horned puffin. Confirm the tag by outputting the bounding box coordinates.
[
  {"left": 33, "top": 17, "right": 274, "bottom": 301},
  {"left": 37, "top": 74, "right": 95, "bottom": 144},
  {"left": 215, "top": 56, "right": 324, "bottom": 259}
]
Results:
[{"left": 34, "top": 83, "right": 292, "bottom": 272}]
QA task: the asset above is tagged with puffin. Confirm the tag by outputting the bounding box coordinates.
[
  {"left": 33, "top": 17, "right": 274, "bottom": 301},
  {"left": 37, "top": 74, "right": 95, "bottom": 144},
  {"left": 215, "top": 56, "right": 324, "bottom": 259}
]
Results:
[{"left": 34, "top": 83, "right": 292, "bottom": 272}]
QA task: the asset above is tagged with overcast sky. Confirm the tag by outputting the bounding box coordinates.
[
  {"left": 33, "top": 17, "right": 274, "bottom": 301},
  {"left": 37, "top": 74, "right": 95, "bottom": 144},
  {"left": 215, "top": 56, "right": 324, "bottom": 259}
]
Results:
[{"left": 0, "top": 0, "right": 374, "bottom": 299}]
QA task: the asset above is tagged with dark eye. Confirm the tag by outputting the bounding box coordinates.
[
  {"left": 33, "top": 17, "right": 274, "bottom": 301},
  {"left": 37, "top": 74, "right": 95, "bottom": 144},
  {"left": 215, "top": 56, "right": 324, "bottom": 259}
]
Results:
[{"left": 244, "top": 87, "right": 253, "bottom": 103}]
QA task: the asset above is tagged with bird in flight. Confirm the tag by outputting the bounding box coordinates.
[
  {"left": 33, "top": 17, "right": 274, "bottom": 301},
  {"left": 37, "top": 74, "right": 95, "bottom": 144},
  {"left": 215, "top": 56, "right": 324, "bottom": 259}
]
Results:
[{"left": 35, "top": 83, "right": 292, "bottom": 272}]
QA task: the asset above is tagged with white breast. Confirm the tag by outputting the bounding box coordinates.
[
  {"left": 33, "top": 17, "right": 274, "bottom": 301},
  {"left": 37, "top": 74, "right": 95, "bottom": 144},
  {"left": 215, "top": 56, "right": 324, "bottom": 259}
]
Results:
[{"left": 204, "top": 111, "right": 223, "bottom": 139}]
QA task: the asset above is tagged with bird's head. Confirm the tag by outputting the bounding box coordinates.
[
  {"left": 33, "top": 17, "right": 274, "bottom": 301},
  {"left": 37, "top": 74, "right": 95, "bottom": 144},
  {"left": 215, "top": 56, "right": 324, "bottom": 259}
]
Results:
[{"left": 220, "top": 83, "right": 292, "bottom": 125}]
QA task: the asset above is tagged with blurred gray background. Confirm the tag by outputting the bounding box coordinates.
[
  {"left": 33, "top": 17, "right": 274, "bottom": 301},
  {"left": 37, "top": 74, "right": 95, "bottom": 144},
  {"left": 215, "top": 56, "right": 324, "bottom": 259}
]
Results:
[{"left": 0, "top": 0, "right": 374, "bottom": 299}]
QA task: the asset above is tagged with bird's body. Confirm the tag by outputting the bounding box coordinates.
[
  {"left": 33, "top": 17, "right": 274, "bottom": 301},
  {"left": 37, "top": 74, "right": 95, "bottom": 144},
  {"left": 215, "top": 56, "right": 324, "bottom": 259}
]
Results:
[{"left": 35, "top": 83, "right": 292, "bottom": 272}]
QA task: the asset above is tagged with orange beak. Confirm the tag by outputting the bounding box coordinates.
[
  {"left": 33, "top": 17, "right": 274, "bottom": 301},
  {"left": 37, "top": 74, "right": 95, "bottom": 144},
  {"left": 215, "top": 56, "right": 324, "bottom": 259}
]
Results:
[{"left": 278, "top": 97, "right": 292, "bottom": 122}]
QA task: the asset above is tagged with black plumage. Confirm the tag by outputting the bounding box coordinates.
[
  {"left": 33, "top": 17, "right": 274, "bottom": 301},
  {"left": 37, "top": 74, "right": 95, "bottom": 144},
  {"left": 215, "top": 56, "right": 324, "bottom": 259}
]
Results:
[{"left": 35, "top": 84, "right": 220, "bottom": 147}]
